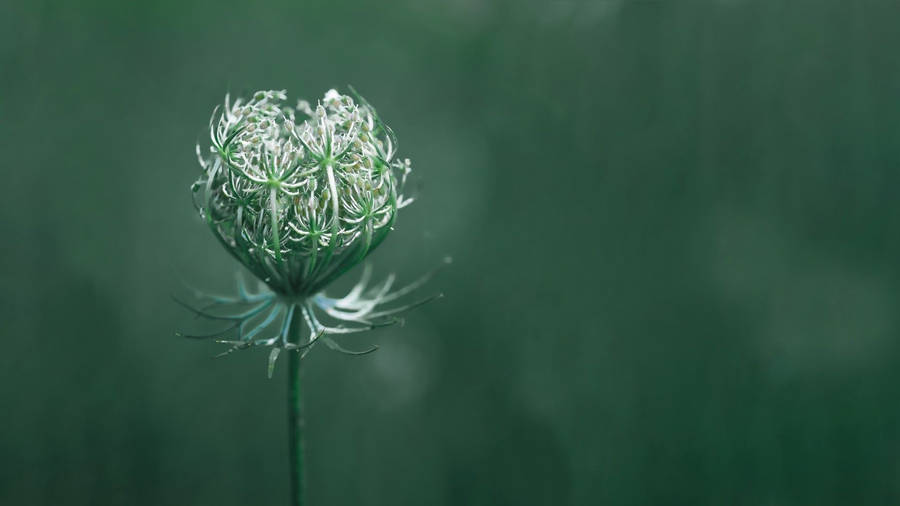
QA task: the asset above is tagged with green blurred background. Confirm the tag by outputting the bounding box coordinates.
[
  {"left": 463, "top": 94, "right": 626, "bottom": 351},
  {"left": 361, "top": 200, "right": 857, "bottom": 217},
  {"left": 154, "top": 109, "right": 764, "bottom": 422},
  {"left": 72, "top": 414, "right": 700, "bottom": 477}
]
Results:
[{"left": 2, "top": 0, "right": 900, "bottom": 504}]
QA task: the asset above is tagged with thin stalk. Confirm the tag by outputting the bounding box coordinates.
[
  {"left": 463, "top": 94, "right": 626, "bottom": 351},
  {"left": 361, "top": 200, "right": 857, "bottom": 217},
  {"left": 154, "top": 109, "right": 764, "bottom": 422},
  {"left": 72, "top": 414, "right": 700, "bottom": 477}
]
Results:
[{"left": 287, "top": 306, "right": 306, "bottom": 506}]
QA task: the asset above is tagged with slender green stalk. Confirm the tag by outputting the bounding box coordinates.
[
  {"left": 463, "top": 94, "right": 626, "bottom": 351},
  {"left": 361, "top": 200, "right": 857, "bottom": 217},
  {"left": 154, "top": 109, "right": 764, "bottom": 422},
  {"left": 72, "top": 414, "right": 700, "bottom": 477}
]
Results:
[{"left": 287, "top": 307, "right": 305, "bottom": 506}]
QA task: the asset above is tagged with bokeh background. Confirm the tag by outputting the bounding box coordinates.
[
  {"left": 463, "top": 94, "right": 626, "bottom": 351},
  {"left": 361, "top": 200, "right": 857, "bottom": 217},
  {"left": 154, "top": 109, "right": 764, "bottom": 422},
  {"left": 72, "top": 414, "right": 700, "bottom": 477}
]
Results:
[{"left": 2, "top": 0, "right": 900, "bottom": 504}]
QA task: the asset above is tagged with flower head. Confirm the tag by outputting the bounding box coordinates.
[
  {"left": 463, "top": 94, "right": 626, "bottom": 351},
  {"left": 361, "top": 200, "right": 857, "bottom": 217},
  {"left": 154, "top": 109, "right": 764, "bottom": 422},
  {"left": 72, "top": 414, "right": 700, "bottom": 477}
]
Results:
[
  {"left": 181, "top": 88, "right": 441, "bottom": 369},
  {"left": 193, "top": 88, "right": 413, "bottom": 297}
]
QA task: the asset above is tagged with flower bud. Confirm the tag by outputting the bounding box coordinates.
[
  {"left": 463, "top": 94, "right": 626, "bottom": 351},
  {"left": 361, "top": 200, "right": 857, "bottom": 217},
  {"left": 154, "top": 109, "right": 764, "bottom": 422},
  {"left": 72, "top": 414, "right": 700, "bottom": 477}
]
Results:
[{"left": 194, "top": 88, "right": 413, "bottom": 296}]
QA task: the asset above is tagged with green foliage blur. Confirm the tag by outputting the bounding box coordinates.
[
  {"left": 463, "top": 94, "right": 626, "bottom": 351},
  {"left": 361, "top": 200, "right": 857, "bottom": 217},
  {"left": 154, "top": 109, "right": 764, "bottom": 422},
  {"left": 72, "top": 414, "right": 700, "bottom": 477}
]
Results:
[{"left": 2, "top": 0, "right": 900, "bottom": 504}]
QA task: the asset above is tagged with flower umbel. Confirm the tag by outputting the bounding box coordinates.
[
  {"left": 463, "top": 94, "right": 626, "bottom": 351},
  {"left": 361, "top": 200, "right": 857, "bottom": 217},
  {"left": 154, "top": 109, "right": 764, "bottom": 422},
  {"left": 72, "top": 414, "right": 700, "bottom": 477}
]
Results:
[{"left": 180, "top": 88, "right": 441, "bottom": 370}]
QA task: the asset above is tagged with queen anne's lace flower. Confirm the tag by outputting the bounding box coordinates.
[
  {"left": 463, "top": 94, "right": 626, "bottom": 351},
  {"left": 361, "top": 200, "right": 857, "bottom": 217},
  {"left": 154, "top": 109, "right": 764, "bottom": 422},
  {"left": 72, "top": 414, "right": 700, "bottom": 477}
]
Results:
[
  {"left": 181, "top": 88, "right": 442, "bottom": 370},
  {"left": 194, "top": 88, "right": 414, "bottom": 296}
]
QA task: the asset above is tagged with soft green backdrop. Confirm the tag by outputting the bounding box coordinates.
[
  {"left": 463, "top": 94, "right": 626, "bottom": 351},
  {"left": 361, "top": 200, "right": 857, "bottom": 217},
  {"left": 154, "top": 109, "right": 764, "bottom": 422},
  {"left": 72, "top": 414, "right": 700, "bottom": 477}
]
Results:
[{"left": 2, "top": 0, "right": 900, "bottom": 504}]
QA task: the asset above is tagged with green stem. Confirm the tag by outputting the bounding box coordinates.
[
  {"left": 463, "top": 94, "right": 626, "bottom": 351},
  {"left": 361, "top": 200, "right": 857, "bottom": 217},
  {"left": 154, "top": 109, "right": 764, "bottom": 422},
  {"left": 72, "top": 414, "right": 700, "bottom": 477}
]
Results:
[
  {"left": 270, "top": 187, "right": 283, "bottom": 263},
  {"left": 287, "top": 308, "right": 305, "bottom": 506}
]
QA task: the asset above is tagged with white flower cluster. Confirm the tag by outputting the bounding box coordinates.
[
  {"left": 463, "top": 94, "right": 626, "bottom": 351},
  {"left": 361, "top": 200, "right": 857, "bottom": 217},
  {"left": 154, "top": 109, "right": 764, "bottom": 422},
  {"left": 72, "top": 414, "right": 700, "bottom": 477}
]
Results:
[{"left": 194, "top": 89, "right": 413, "bottom": 296}]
